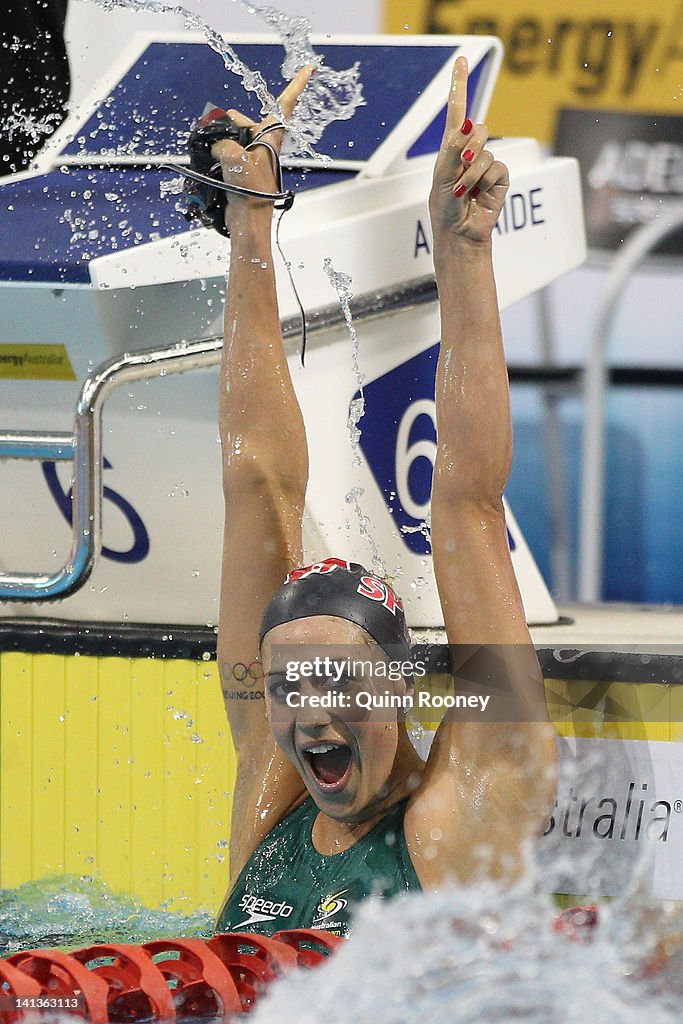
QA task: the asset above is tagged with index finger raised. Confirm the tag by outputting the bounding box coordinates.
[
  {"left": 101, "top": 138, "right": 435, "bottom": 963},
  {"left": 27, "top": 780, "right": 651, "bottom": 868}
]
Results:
[
  {"left": 276, "top": 64, "right": 317, "bottom": 122},
  {"left": 443, "top": 56, "right": 469, "bottom": 138}
]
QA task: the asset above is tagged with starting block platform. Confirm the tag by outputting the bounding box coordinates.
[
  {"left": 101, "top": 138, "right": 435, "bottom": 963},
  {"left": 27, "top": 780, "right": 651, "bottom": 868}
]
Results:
[{"left": 0, "top": 33, "right": 585, "bottom": 627}]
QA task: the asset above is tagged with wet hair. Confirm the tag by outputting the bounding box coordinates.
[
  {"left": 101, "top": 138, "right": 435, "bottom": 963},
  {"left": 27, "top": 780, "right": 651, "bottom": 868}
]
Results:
[{"left": 259, "top": 558, "right": 411, "bottom": 661}]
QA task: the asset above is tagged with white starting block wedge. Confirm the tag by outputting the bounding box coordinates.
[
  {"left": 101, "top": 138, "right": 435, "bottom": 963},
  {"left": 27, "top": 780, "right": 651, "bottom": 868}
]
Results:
[{"left": 0, "top": 34, "right": 585, "bottom": 627}]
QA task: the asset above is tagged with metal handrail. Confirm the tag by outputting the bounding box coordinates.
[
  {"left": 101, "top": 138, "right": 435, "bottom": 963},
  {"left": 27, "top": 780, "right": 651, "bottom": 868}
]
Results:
[
  {"left": 578, "top": 209, "right": 683, "bottom": 602},
  {"left": 0, "top": 274, "right": 439, "bottom": 601},
  {"left": 0, "top": 339, "right": 222, "bottom": 600}
]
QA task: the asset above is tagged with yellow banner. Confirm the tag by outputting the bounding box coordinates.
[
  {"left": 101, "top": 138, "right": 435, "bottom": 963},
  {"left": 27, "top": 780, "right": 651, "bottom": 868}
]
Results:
[
  {"left": 385, "top": 0, "right": 683, "bottom": 142},
  {"left": 0, "top": 344, "right": 76, "bottom": 381}
]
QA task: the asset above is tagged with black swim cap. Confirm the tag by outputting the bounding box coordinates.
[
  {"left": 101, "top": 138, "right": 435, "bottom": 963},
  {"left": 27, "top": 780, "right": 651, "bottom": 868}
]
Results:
[{"left": 259, "top": 558, "right": 411, "bottom": 660}]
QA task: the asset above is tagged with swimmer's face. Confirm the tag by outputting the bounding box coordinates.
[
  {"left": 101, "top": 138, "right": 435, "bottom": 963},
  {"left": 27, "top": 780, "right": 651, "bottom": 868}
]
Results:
[{"left": 262, "top": 616, "right": 411, "bottom": 822}]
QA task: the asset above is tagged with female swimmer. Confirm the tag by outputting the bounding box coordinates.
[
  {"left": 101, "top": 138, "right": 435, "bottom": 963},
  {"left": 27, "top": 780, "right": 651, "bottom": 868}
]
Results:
[{"left": 213, "top": 57, "right": 557, "bottom": 936}]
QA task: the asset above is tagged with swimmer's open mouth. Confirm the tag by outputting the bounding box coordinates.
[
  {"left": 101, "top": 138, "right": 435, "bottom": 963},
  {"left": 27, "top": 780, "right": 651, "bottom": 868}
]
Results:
[{"left": 302, "top": 742, "right": 352, "bottom": 789}]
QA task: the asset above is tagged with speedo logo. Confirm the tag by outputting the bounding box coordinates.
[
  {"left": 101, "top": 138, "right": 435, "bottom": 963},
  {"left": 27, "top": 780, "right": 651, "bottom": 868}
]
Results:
[
  {"left": 235, "top": 892, "right": 294, "bottom": 929},
  {"left": 314, "top": 889, "right": 349, "bottom": 922}
]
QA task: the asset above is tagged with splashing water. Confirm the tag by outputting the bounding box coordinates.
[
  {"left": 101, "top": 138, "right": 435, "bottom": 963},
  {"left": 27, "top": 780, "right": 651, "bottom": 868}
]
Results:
[
  {"left": 322, "top": 258, "right": 384, "bottom": 578},
  {"left": 251, "top": 882, "right": 683, "bottom": 1024},
  {"left": 345, "top": 485, "right": 385, "bottom": 579},
  {"left": 402, "top": 510, "right": 433, "bottom": 549},
  {"left": 0, "top": 874, "right": 212, "bottom": 956},
  {"left": 4, "top": 105, "right": 63, "bottom": 145},
  {"left": 87, "top": 0, "right": 364, "bottom": 160},
  {"left": 323, "top": 257, "right": 365, "bottom": 466},
  {"left": 242, "top": 4, "right": 365, "bottom": 157},
  {"left": 91, "top": 0, "right": 275, "bottom": 112},
  {"left": 347, "top": 396, "right": 365, "bottom": 456},
  {"left": 48, "top": 2, "right": 365, "bottom": 299},
  {"left": 405, "top": 709, "right": 426, "bottom": 744},
  {"left": 160, "top": 176, "right": 185, "bottom": 197}
]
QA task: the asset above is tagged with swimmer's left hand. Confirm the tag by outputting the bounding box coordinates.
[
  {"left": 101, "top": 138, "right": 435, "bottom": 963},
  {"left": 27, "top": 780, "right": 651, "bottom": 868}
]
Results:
[
  {"left": 211, "top": 65, "right": 316, "bottom": 229},
  {"left": 429, "top": 56, "right": 509, "bottom": 245}
]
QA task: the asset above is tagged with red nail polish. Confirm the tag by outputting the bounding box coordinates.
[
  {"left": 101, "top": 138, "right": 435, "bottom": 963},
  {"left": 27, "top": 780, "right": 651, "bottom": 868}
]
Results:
[
  {"left": 462, "top": 148, "right": 475, "bottom": 163},
  {"left": 453, "top": 183, "right": 467, "bottom": 197},
  {"left": 471, "top": 186, "right": 480, "bottom": 198},
  {"left": 461, "top": 117, "right": 473, "bottom": 134}
]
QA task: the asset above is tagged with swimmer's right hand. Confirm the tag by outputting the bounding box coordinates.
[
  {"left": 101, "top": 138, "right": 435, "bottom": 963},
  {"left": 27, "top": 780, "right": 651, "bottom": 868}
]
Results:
[
  {"left": 429, "top": 56, "right": 509, "bottom": 247},
  {"left": 211, "top": 65, "right": 316, "bottom": 230}
]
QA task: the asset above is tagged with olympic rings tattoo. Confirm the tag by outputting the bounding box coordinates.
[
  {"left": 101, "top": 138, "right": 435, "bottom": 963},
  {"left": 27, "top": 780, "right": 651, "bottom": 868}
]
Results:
[{"left": 220, "top": 660, "right": 264, "bottom": 688}]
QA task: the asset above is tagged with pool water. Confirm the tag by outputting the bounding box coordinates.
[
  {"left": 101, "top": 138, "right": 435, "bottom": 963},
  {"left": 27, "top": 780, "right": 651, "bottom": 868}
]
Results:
[
  {"left": 0, "top": 874, "right": 212, "bottom": 957},
  {"left": 2, "top": 871, "right": 683, "bottom": 1023},
  {"left": 251, "top": 882, "right": 683, "bottom": 1024}
]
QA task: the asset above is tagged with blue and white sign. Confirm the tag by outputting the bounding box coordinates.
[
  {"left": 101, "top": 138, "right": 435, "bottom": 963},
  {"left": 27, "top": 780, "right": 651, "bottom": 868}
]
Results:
[
  {"left": 357, "top": 345, "right": 438, "bottom": 555},
  {"left": 356, "top": 346, "right": 516, "bottom": 557}
]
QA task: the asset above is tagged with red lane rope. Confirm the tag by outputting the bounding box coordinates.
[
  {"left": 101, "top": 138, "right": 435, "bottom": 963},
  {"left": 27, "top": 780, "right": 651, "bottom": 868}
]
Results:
[
  {"left": 4, "top": 929, "right": 343, "bottom": 1021},
  {"left": 2, "top": 912, "right": 603, "bottom": 1020}
]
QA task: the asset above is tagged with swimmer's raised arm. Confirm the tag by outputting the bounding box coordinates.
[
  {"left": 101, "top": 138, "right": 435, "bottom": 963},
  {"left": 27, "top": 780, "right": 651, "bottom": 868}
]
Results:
[
  {"left": 215, "top": 68, "right": 314, "bottom": 883},
  {"left": 405, "top": 57, "right": 557, "bottom": 887}
]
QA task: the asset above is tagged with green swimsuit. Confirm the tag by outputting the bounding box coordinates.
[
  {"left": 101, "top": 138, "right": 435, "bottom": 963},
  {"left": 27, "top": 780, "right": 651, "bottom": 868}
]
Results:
[{"left": 217, "top": 797, "right": 421, "bottom": 937}]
